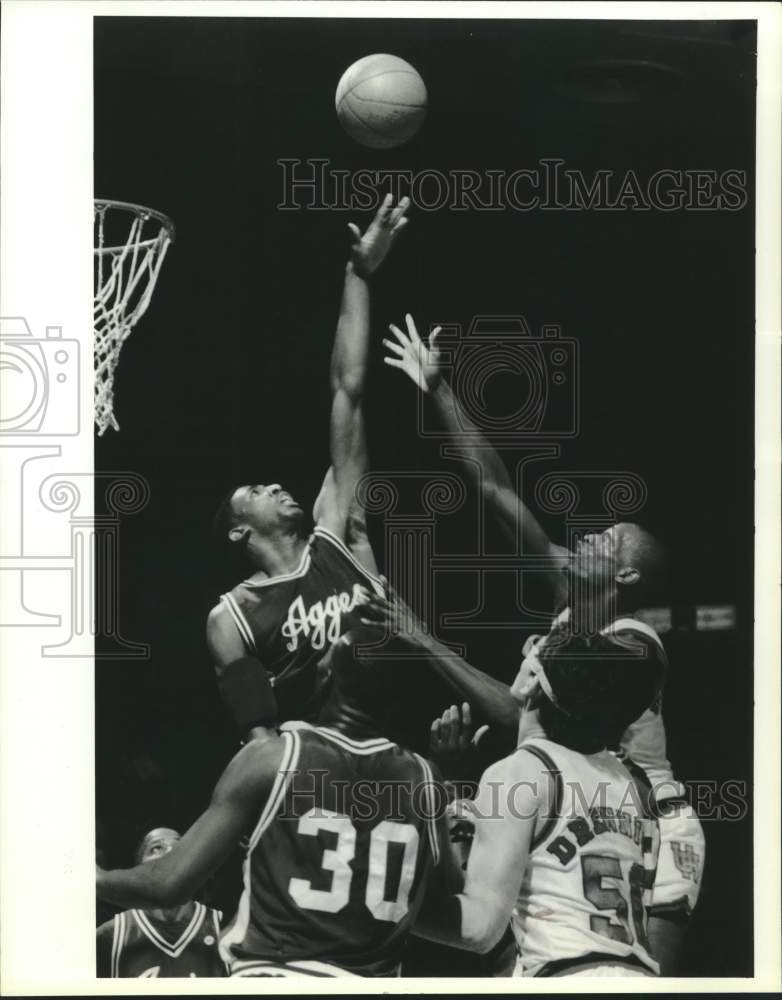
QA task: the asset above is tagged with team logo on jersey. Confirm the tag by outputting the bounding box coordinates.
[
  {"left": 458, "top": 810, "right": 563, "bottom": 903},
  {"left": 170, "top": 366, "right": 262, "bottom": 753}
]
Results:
[
  {"left": 281, "top": 584, "right": 366, "bottom": 652},
  {"left": 670, "top": 840, "right": 701, "bottom": 883}
]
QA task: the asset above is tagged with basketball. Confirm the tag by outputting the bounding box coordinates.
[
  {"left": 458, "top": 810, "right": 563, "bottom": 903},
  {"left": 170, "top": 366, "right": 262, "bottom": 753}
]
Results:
[{"left": 335, "top": 54, "right": 427, "bottom": 149}]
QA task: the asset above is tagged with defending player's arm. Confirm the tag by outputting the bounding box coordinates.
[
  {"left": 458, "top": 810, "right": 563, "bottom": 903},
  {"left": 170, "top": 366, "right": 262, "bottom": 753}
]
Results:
[
  {"left": 359, "top": 586, "right": 520, "bottom": 746},
  {"left": 413, "top": 753, "right": 545, "bottom": 952},
  {"left": 316, "top": 194, "right": 409, "bottom": 542},
  {"left": 96, "top": 737, "right": 283, "bottom": 910},
  {"left": 384, "top": 314, "right": 569, "bottom": 603}
]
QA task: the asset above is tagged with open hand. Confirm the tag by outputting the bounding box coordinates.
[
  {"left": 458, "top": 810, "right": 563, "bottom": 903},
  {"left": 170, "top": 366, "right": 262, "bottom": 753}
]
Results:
[
  {"left": 429, "top": 702, "right": 489, "bottom": 777},
  {"left": 355, "top": 576, "right": 419, "bottom": 636},
  {"left": 383, "top": 313, "right": 443, "bottom": 393},
  {"left": 348, "top": 193, "right": 410, "bottom": 277}
]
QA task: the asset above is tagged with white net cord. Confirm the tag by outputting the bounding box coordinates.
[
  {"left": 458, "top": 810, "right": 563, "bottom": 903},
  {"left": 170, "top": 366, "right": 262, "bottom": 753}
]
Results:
[{"left": 94, "top": 201, "right": 174, "bottom": 434}]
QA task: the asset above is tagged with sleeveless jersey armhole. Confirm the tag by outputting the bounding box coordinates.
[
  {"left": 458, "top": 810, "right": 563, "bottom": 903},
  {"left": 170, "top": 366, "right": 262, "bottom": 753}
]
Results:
[
  {"left": 413, "top": 753, "right": 441, "bottom": 866},
  {"left": 519, "top": 744, "right": 563, "bottom": 850},
  {"left": 218, "top": 592, "right": 256, "bottom": 652},
  {"left": 311, "top": 525, "right": 386, "bottom": 594}
]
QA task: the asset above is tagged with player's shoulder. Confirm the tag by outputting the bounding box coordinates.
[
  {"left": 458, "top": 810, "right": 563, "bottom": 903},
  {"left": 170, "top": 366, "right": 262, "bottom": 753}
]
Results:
[
  {"left": 206, "top": 600, "right": 248, "bottom": 665},
  {"left": 216, "top": 732, "right": 289, "bottom": 801},
  {"left": 472, "top": 747, "right": 550, "bottom": 823},
  {"left": 235, "top": 731, "right": 288, "bottom": 769},
  {"left": 482, "top": 745, "right": 549, "bottom": 785},
  {"left": 96, "top": 914, "right": 118, "bottom": 939},
  {"left": 207, "top": 600, "right": 229, "bottom": 630},
  {"left": 311, "top": 522, "right": 347, "bottom": 553},
  {"left": 606, "top": 616, "right": 665, "bottom": 650}
]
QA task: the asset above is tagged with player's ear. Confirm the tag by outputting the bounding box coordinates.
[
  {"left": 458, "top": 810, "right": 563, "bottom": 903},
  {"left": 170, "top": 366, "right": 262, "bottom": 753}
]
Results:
[
  {"left": 228, "top": 524, "right": 249, "bottom": 545},
  {"left": 516, "top": 672, "right": 542, "bottom": 705}
]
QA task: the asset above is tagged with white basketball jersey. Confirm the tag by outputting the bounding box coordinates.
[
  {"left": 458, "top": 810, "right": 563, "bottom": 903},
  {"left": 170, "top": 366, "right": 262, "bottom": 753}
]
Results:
[
  {"left": 511, "top": 738, "right": 660, "bottom": 977},
  {"left": 526, "top": 609, "right": 681, "bottom": 799}
]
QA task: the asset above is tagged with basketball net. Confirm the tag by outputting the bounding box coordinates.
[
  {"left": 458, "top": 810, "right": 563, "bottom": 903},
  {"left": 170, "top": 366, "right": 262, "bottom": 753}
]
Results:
[{"left": 94, "top": 200, "right": 174, "bottom": 434}]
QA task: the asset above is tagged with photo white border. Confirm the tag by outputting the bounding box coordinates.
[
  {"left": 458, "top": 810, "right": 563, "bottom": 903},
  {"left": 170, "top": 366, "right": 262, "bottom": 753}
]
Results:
[{"left": 1, "top": 1, "right": 779, "bottom": 994}]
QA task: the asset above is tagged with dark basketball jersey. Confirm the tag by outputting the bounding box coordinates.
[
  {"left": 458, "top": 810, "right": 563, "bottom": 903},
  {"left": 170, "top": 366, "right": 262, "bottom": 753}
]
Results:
[
  {"left": 96, "top": 901, "right": 226, "bottom": 977},
  {"left": 219, "top": 726, "right": 443, "bottom": 977},
  {"left": 219, "top": 526, "right": 384, "bottom": 721}
]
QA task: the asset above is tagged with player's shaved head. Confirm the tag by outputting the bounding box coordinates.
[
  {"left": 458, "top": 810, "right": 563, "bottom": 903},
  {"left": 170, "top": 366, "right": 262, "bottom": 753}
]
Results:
[
  {"left": 135, "top": 827, "right": 181, "bottom": 866},
  {"left": 614, "top": 523, "right": 668, "bottom": 606}
]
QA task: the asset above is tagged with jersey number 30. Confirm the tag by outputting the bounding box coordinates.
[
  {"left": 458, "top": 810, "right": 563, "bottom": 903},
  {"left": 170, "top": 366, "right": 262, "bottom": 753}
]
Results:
[{"left": 288, "top": 808, "right": 419, "bottom": 922}]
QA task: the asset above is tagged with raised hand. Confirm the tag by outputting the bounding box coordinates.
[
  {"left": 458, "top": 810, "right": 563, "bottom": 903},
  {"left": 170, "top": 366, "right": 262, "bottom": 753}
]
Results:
[
  {"left": 356, "top": 577, "right": 419, "bottom": 636},
  {"left": 348, "top": 193, "right": 410, "bottom": 278},
  {"left": 429, "top": 702, "right": 490, "bottom": 778},
  {"left": 383, "top": 313, "right": 443, "bottom": 393}
]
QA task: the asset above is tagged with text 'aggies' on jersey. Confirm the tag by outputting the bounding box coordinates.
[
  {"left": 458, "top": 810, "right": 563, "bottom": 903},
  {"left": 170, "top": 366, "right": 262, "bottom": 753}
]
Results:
[
  {"left": 219, "top": 725, "right": 444, "bottom": 977},
  {"left": 219, "top": 527, "right": 385, "bottom": 721}
]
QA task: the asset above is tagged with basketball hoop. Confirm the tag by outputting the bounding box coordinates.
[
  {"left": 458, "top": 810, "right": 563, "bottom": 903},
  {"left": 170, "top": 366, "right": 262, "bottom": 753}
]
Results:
[{"left": 94, "top": 199, "right": 174, "bottom": 434}]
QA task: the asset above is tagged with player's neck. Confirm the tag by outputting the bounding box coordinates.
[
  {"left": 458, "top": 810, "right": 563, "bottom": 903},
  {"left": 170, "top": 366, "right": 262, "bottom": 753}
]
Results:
[
  {"left": 319, "top": 698, "right": 385, "bottom": 741},
  {"left": 147, "top": 900, "right": 194, "bottom": 925},
  {"left": 517, "top": 709, "right": 546, "bottom": 747},
  {"left": 248, "top": 530, "right": 308, "bottom": 579},
  {"left": 568, "top": 590, "right": 628, "bottom": 633}
]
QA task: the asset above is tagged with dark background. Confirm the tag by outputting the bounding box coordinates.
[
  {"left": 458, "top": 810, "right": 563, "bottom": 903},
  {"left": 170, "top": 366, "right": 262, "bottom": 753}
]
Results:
[{"left": 94, "top": 17, "right": 755, "bottom": 976}]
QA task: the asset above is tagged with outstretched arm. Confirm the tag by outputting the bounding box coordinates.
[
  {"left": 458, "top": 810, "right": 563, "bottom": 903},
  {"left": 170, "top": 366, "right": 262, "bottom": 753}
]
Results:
[
  {"left": 413, "top": 753, "right": 543, "bottom": 952},
  {"left": 359, "top": 587, "right": 520, "bottom": 748},
  {"left": 410, "top": 629, "right": 520, "bottom": 746},
  {"left": 317, "top": 194, "right": 409, "bottom": 541},
  {"left": 384, "top": 315, "right": 569, "bottom": 604},
  {"left": 96, "top": 736, "right": 284, "bottom": 910},
  {"left": 313, "top": 467, "right": 380, "bottom": 577}
]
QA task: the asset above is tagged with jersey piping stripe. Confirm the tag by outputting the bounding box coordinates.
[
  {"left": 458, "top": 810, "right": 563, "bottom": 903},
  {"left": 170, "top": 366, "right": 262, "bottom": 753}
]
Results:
[
  {"left": 111, "top": 910, "right": 126, "bottom": 977},
  {"left": 312, "top": 526, "right": 386, "bottom": 594},
  {"left": 550, "top": 608, "right": 668, "bottom": 665},
  {"left": 248, "top": 729, "right": 301, "bottom": 852},
  {"left": 131, "top": 901, "right": 206, "bottom": 959},
  {"left": 602, "top": 617, "right": 667, "bottom": 662},
  {"left": 316, "top": 726, "right": 396, "bottom": 755},
  {"left": 413, "top": 753, "right": 441, "bottom": 866},
  {"left": 520, "top": 743, "right": 564, "bottom": 851},
  {"left": 219, "top": 592, "right": 256, "bottom": 652},
  {"left": 219, "top": 730, "right": 301, "bottom": 966},
  {"left": 617, "top": 755, "right": 656, "bottom": 819},
  {"left": 553, "top": 607, "right": 665, "bottom": 651}
]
